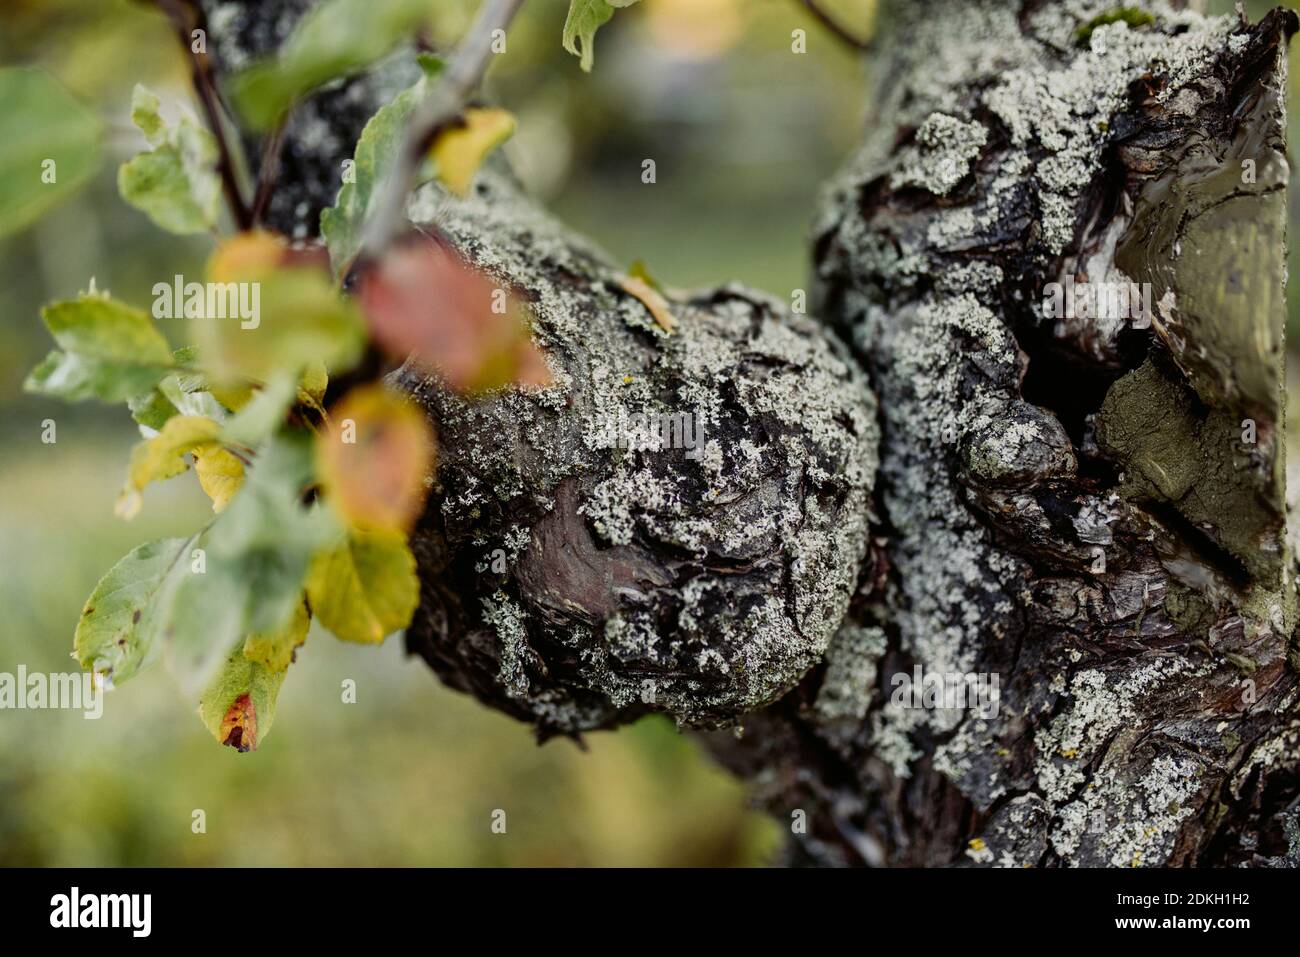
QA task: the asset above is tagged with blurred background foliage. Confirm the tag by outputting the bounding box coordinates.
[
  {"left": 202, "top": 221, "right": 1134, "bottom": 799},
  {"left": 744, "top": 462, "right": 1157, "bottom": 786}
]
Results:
[{"left": 0, "top": 0, "right": 1292, "bottom": 865}]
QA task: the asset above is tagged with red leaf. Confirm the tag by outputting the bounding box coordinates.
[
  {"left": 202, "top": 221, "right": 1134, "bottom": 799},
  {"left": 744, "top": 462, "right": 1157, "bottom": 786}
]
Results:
[{"left": 356, "top": 237, "right": 551, "bottom": 393}]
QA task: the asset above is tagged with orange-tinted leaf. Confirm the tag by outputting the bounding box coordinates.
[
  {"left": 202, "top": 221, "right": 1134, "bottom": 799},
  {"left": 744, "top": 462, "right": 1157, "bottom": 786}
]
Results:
[
  {"left": 356, "top": 238, "right": 551, "bottom": 393},
  {"left": 208, "top": 230, "right": 287, "bottom": 283},
  {"left": 315, "top": 384, "right": 435, "bottom": 531},
  {"left": 209, "top": 230, "right": 331, "bottom": 283}
]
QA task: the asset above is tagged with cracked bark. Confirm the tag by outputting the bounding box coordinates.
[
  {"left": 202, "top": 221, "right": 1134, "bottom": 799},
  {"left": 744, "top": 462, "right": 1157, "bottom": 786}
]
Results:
[{"left": 202, "top": 0, "right": 1300, "bottom": 867}]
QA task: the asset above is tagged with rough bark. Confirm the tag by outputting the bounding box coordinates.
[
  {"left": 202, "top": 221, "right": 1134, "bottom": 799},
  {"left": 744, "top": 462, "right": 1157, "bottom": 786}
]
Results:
[
  {"left": 706, "top": 0, "right": 1300, "bottom": 868},
  {"left": 202, "top": 0, "right": 1300, "bottom": 867},
  {"left": 392, "top": 174, "right": 879, "bottom": 735}
]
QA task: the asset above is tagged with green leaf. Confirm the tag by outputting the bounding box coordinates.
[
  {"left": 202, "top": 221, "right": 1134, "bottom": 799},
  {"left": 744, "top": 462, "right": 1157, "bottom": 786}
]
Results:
[
  {"left": 41, "top": 292, "right": 173, "bottom": 362},
  {"left": 24, "top": 293, "right": 174, "bottom": 403},
  {"left": 300, "top": 359, "right": 329, "bottom": 406},
  {"left": 128, "top": 387, "right": 179, "bottom": 431},
  {"left": 231, "top": 0, "right": 441, "bottom": 130},
  {"left": 129, "top": 85, "right": 167, "bottom": 145},
  {"left": 320, "top": 58, "right": 442, "bottom": 274},
  {"left": 195, "top": 266, "right": 366, "bottom": 383},
  {"left": 164, "top": 550, "right": 255, "bottom": 698},
  {"left": 128, "top": 359, "right": 230, "bottom": 435},
  {"left": 157, "top": 370, "right": 229, "bottom": 421},
  {"left": 74, "top": 537, "right": 194, "bottom": 687},
  {"left": 166, "top": 432, "right": 335, "bottom": 694},
  {"left": 307, "top": 528, "right": 419, "bottom": 643},
  {"left": 26, "top": 349, "right": 167, "bottom": 405},
  {"left": 0, "top": 67, "right": 102, "bottom": 239},
  {"left": 222, "top": 371, "right": 299, "bottom": 447},
  {"left": 198, "top": 644, "right": 287, "bottom": 751},
  {"left": 117, "top": 85, "right": 221, "bottom": 235},
  {"left": 562, "top": 0, "right": 640, "bottom": 72}
]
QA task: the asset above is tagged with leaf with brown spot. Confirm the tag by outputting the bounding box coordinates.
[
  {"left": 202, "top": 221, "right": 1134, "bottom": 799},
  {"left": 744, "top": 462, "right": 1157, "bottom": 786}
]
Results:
[
  {"left": 74, "top": 537, "right": 193, "bottom": 687},
  {"left": 198, "top": 643, "right": 287, "bottom": 752},
  {"left": 219, "top": 694, "right": 255, "bottom": 750}
]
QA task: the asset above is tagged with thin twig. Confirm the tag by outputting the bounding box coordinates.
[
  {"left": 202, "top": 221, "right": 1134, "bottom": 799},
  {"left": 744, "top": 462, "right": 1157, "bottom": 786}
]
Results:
[
  {"left": 155, "top": 0, "right": 253, "bottom": 230},
  {"left": 358, "top": 0, "right": 527, "bottom": 259},
  {"left": 250, "top": 119, "right": 288, "bottom": 226},
  {"left": 799, "top": 0, "right": 872, "bottom": 52}
]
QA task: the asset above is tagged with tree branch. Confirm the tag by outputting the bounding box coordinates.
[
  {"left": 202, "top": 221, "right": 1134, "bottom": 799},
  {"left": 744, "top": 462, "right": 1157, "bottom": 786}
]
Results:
[
  {"left": 249, "top": 119, "right": 288, "bottom": 227},
  {"left": 188, "top": 0, "right": 1300, "bottom": 870},
  {"left": 358, "top": 0, "right": 527, "bottom": 259},
  {"left": 798, "top": 0, "right": 871, "bottom": 52},
  {"left": 156, "top": 0, "right": 253, "bottom": 230}
]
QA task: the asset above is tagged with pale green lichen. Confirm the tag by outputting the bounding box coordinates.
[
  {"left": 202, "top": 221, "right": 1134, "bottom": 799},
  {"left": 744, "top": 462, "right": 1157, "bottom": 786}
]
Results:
[{"left": 889, "top": 113, "right": 988, "bottom": 196}]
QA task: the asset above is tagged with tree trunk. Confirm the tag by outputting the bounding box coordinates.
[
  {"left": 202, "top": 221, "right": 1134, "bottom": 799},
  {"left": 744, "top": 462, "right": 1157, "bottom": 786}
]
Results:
[{"left": 204, "top": 0, "right": 1300, "bottom": 867}]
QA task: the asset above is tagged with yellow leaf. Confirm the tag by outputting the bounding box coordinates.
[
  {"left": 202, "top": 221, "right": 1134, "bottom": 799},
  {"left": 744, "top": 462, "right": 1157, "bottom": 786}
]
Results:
[
  {"left": 242, "top": 600, "right": 309, "bottom": 673},
  {"left": 307, "top": 528, "right": 419, "bottom": 644},
  {"left": 618, "top": 274, "right": 678, "bottom": 333},
  {"left": 431, "top": 107, "right": 516, "bottom": 197},
  {"left": 193, "top": 444, "right": 246, "bottom": 512},
  {"left": 117, "top": 415, "right": 222, "bottom": 519},
  {"left": 211, "top": 382, "right": 255, "bottom": 412},
  {"left": 315, "top": 385, "right": 435, "bottom": 532}
]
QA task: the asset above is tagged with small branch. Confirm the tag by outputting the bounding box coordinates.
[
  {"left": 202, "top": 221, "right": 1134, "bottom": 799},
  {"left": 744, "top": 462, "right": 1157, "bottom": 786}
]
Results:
[
  {"left": 798, "top": 0, "right": 871, "bottom": 52},
  {"left": 250, "top": 120, "right": 288, "bottom": 226},
  {"left": 358, "top": 0, "right": 527, "bottom": 259},
  {"left": 156, "top": 0, "right": 253, "bottom": 230}
]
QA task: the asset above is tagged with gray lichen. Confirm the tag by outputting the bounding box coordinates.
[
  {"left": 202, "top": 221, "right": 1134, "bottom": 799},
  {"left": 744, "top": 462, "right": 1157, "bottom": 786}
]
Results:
[
  {"left": 396, "top": 169, "right": 879, "bottom": 735},
  {"left": 746, "top": 0, "right": 1299, "bottom": 867},
  {"left": 815, "top": 624, "right": 887, "bottom": 722},
  {"left": 889, "top": 113, "right": 989, "bottom": 196}
]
